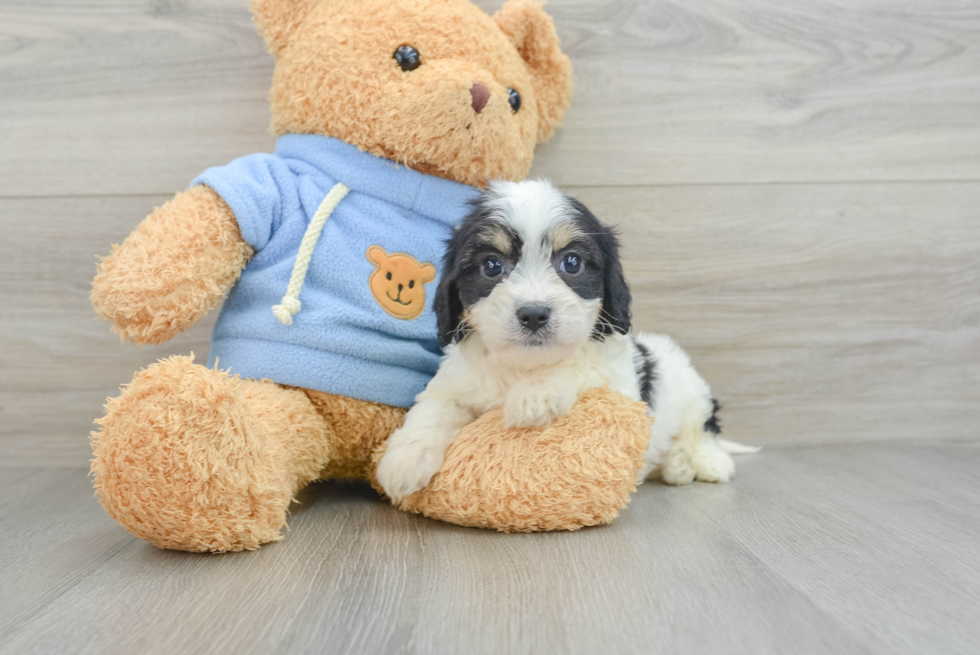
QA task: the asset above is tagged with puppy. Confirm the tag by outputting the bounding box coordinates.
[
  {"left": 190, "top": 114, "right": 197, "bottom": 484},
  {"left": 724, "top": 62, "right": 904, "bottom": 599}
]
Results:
[{"left": 377, "top": 180, "right": 758, "bottom": 501}]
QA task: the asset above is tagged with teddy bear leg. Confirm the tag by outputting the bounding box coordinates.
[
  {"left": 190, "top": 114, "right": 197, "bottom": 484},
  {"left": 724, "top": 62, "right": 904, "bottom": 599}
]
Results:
[
  {"left": 91, "top": 356, "right": 333, "bottom": 552},
  {"left": 303, "top": 391, "right": 406, "bottom": 481}
]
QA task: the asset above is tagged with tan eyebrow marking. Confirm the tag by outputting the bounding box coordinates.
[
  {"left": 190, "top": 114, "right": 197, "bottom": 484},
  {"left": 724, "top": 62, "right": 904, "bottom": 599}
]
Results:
[
  {"left": 478, "top": 225, "right": 513, "bottom": 254},
  {"left": 551, "top": 222, "right": 586, "bottom": 251}
]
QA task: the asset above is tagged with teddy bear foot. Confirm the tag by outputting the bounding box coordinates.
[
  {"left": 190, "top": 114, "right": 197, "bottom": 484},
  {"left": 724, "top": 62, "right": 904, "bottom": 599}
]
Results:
[{"left": 91, "top": 355, "right": 332, "bottom": 552}]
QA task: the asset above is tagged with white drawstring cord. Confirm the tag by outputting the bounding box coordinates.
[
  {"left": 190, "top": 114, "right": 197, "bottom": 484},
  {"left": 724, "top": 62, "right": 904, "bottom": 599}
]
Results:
[{"left": 272, "top": 182, "right": 350, "bottom": 325}]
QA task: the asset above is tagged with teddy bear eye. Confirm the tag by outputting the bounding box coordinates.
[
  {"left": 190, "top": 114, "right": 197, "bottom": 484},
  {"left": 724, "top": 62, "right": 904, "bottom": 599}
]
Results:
[
  {"left": 394, "top": 45, "right": 422, "bottom": 72},
  {"left": 386, "top": 272, "right": 392, "bottom": 281},
  {"left": 409, "top": 280, "right": 415, "bottom": 289},
  {"left": 508, "top": 88, "right": 521, "bottom": 113}
]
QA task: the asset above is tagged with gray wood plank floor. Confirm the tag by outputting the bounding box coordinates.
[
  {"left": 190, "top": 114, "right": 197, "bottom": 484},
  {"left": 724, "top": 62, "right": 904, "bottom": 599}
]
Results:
[{"left": 2, "top": 443, "right": 979, "bottom": 655}]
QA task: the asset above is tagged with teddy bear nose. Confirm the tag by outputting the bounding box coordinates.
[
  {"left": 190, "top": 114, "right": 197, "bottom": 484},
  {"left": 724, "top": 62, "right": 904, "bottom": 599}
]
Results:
[{"left": 470, "top": 83, "right": 491, "bottom": 114}]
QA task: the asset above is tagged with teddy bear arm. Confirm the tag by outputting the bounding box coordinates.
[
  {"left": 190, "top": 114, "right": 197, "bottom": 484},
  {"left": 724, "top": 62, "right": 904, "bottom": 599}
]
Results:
[
  {"left": 377, "top": 388, "right": 653, "bottom": 532},
  {"left": 91, "top": 185, "right": 253, "bottom": 345}
]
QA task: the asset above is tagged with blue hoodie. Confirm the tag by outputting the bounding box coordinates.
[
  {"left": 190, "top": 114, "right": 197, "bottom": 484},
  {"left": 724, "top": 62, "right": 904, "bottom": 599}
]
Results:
[{"left": 192, "top": 134, "right": 479, "bottom": 408}]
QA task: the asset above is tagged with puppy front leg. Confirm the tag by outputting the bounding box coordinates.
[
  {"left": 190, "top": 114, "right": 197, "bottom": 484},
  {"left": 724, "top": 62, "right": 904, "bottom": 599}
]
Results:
[
  {"left": 502, "top": 376, "right": 578, "bottom": 428},
  {"left": 377, "top": 399, "right": 473, "bottom": 501}
]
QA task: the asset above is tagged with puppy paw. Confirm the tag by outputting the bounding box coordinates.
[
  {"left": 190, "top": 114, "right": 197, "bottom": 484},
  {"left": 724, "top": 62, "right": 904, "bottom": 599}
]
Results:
[
  {"left": 377, "top": 435, "right": 446, "bottom": 501},
  {"left": 661, "top": 440, "right": 736, "bottom": 485},
  {"left": 502, "top": 381, "right": 577, "bottom": 428},
  {"left": 661, "top": 448, "right": 696, "bottom": 486},
  {"left": 691, "top": 443, "right": 735, "bottom": 483}
]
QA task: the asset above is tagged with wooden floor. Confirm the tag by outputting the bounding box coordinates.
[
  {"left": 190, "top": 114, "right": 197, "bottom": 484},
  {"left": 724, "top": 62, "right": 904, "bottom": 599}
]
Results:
[
  {"left": 2, "top": 443, "right": 979, "bottom": 655},
  {"left": 1, "top": 0, "right": 979, "bottom": 652}
]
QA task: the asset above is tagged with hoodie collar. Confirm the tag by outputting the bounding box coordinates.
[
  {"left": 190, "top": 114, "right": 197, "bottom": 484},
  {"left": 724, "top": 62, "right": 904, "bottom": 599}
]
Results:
[{"left": 275, "top": 134, "right": 479, "bottom": 226}]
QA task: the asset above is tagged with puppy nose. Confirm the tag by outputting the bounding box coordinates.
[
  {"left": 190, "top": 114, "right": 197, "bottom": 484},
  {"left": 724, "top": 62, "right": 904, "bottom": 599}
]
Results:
[
  {"left": 470, "top": 83, "right": 490, "bottom": 114},
  {"left": 517, "top": 305, "right": 551, "bottom": 332}
]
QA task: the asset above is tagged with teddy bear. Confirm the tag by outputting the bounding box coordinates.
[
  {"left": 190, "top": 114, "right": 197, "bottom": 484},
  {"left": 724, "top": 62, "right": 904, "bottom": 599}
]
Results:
[{"left": 89, "top": 0, "right": 652, "bottom": 552}]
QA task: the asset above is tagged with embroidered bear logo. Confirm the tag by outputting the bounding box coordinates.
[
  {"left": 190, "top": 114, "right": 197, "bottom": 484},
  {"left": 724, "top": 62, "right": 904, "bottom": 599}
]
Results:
[{"left": 366, "top": 245, "right": 436, "bottom": 320}]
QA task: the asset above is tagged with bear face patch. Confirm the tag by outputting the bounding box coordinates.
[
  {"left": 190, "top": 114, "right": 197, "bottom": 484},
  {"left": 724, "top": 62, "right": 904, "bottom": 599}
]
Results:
[{"left": 366, "top": 245, "right": 436, "bottom": 320}]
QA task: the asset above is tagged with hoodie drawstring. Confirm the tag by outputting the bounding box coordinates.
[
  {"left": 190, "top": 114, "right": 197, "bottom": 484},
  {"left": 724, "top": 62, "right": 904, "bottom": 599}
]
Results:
[{"left": 272, "top": 182, "right": 350, "bottom": 325}]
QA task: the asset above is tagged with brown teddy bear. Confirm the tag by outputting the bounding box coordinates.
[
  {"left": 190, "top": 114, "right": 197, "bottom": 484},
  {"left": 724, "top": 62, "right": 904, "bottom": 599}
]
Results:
[{"left": 89, "top": 0, "right": 652, "bottom": 552}]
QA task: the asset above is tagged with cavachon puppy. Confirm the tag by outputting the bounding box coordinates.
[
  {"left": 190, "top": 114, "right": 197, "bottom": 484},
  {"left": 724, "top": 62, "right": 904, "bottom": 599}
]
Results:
[{"left": 378, "top": 180, "right": 758, "bottom": 500}]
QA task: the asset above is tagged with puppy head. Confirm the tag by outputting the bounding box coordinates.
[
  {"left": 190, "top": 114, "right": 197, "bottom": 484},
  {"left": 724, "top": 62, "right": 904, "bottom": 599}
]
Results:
[{"left": 435, "top": 180, "right": 630, "bottom": 367}]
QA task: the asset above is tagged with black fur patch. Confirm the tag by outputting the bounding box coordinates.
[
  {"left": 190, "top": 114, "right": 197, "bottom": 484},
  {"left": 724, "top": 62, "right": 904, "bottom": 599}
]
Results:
[
  {"left": 560, "top": 198, "right": 631, "bottom": 338},
  {"left": 704, "top": 398, "right": 722, "bottom": 434},
  {"left": 633, "top": 339, "right": 657, "bottom": 407},
  {"left": 553, "top": 236, "right": 604, "bottom": 303},
  {"left": 434, "top": 196, "right": 522, "bottom": 347}
]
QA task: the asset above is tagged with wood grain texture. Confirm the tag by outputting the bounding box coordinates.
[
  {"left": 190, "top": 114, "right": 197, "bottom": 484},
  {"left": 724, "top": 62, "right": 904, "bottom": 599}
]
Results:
[
  {"left": 2, "top": 0, "right": 980, "bottom": 197},
  {"left": 3, "top": 182, "right": 977, "bottom": 466},
  {"left": 2, "top": 443, "right": 979, "bottom": 654},
  {"left": 531, "top": 0, "right": 980, "bottom": 186}
]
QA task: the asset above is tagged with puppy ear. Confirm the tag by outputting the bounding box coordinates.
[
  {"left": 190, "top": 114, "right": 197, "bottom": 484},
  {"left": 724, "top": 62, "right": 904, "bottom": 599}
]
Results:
[
  {"left": 597, "top": 226, "right": 631, "bottom": 336},
  {"left": 433, "top": 235, "right": 465, "bottom": 348},
  {"left": 366, "top": 245, "right": 386, "bottom": 267},
  {"left": 494, "top": 0, "right": 574, "bottom": 143},
  {"left": 420, "top": 262, "right": 437, "bottom": 284},
  {"left": 251, "top": 0, "right": 317, "bottom": 55}
]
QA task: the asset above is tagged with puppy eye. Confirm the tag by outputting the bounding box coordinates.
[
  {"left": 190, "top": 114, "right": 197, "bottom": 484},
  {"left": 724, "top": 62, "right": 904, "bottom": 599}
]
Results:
[
  {"left": 483, "top": 257, "right": 504, "bottom": 278},
  {"left": 508, "top": 88, "right": 521, "bottom": 113},
  {"left": 394, "top": 45, "right": 422, "bottom": 72},
  {"left": 560, "top": 253, "right": 582, "bottom": 275}
]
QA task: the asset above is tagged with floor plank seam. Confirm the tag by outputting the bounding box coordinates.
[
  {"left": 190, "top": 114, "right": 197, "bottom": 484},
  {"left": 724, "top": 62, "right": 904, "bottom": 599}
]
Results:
[
  {"left": 3, "top": 177, "right": 980, "bottom": 202},
  {"left": 3, "top": 437, "right": 979, "bottom": 475}
]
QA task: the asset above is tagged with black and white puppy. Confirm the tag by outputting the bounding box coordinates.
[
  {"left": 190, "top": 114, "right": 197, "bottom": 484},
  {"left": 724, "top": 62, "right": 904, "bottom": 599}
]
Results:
[{"left": 377, "top": 180, "right": 757, "bottom": 500}]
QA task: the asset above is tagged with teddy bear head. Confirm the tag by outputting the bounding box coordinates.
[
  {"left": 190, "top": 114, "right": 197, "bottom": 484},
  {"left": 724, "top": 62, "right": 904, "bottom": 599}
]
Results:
[{"left": 252, "top": 0, "right": 573, "bottom": 187}]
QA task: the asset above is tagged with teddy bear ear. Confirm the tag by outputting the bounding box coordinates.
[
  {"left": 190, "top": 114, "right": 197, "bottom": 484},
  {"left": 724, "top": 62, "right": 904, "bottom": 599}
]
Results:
[
  {"left": 494, "top": 0, "right": 574, "bottom": 143},
  {"left": 251, "top": 0, "right": 317, "bottom": 55}
]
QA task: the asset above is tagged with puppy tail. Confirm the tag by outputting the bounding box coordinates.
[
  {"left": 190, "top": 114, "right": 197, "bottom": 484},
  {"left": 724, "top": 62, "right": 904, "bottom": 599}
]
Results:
[{"left": 716, "top": 438, "right": 761, "bottom": 455}]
